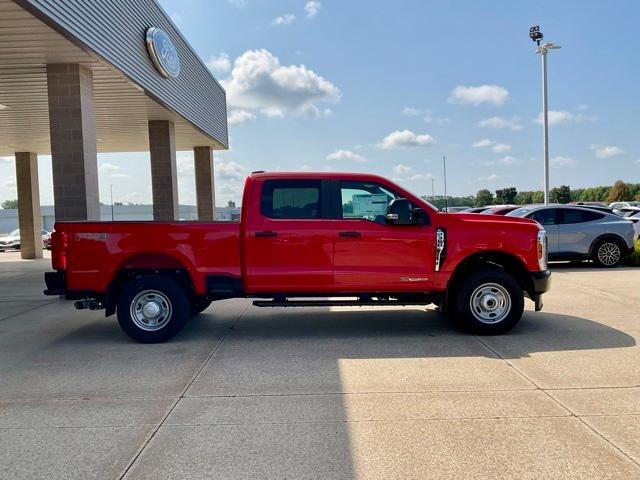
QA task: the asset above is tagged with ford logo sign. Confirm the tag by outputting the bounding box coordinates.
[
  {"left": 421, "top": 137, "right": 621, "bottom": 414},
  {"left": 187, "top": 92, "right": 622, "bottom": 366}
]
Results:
[{"left": 145, "top": 27, "right": 180, "bottom": 79}]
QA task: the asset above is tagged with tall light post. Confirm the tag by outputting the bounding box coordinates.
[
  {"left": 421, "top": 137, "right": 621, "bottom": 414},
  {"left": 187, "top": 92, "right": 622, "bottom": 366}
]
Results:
[{"left": 530, "top": 26, "right": 561, "bottom": 205}]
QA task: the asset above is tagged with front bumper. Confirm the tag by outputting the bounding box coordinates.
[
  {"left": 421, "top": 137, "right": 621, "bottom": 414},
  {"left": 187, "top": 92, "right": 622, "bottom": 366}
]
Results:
[
  {"left": 528, "top": 270, "right": 551, "bottom": 312},
  {"left": 531, "top": 270, "right": 551, "bottom": 294}
]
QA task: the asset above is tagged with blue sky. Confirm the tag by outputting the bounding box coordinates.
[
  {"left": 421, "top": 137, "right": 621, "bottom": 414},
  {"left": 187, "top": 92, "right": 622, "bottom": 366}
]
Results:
[{"left": 1, "top": 0, "right": 638, "bottom": 205}]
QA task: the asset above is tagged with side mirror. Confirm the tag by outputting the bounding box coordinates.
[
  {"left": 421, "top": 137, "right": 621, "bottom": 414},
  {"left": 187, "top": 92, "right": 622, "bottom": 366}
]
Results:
[{"left": 386, "top": 198, "right": 417, "bottom": 225}]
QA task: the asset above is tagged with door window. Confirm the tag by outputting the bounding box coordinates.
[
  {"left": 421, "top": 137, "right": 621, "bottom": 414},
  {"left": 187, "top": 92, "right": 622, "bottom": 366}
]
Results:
[
  {"left": 260, "top": 180, "right": 322, "bottom": 219},
  {"left": 529, "top": 208, "right": 558, "bottom": 225},
  {"left": 339, "top": 181, "right": 401, "bottom": 223},
  {"left": 558, "top": 209, "right": 603, "bottom": 224}
]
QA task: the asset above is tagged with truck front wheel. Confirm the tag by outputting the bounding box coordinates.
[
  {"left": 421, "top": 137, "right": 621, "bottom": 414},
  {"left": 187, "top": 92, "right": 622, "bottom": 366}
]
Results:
[
  {"left": 454, "top": 269, "right": 524, "bottom": 335},
  {"left": 117, "top": 275, "right": 190, "bottom": 343}
]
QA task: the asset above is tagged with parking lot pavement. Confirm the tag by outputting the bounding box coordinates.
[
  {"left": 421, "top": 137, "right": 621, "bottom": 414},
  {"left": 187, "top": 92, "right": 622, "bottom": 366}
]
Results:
[{"left": 1, "top": 251, "right": 639, "bottom": 479}]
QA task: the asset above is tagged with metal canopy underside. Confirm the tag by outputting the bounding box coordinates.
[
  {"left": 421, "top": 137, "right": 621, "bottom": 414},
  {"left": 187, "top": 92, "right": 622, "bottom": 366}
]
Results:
[{"left": 0, "top": 0, "right": 226, "bottom": 156}]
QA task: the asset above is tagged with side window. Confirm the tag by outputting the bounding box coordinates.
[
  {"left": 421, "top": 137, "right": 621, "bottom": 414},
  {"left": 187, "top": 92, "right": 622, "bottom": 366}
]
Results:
[
  {"left": 581, "top": 210, "right": 604, "bottom": 222},
  {"left": 559, "top": 208, "right": 583, "bottom": 225},
  {"left": 260, "top": 180, "right": 321, "bottom": 219},
  {"left": 529, "top": 209, "right": 557, "bottom": 226},
  {"left": 339, "top": 181, "right": 400, "bottom": 222}
]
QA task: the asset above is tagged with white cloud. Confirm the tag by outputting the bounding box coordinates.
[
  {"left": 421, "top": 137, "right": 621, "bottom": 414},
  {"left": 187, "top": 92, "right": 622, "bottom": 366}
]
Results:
[
  {"left": 0, "top": 156, "right": 13, "bottom": 163},
  {"left": 214, "top": 159, "right": 249, "bottom": 203},
  {"left": 496, "top": 156, "right": 521, "bottom": 165},
  {"left": 169, "top": 12, "right": 182, "bottom": 24},
  {"left": 376, "top": 129, "right": 435, "bottom": 149},
  {"left": 492, "top": 143, "right": 511, "bottom": 153},
  {"left": 590, "top": 144, "right": 625, "bottom": 159},
  {"left": 472, "top": 139, "right": 493, "bottom": 148},
  {"left": 222, "top": 49, "right": 340, "bottom": 118},
  {"left": 401, "top": 107, "right": 421, "bottom": 116},
  {"left": 550, "top": 156, "right": 577, "bottom": 167},
  {"left": 408, "top": 173, "right": 433, "bottom": 181},
  {"left": 423, "top": 111, "right": 451, "bottom": 124},
  {"left": 228, "top": 109, "right": 256, "bottom": 126},
  {"left": 478, "top": 173, "right": 498, "bottom": 181},
  {"left": 2, "top": 175, "right": 16, "bottom": 188},
  {"left": 272, "top": 13, "right": 296, "bottom": 26},
  {"left": 577, "top": 104, "right": 588, "bottom": 110},
  {"left": 326, "top": 149, "right": 365, "bottom": 162},
  {"left": 226, "top": 0, "right": 245, "bottom": 7},
  {"left": 176, "top": 156, "right": 194, "bottom": 175},
  {"left": 477, "top": 116, "right": 522, "bottom": 131},
  {"left": 448, "top": 85, "right": 509, "bottom": 106},
  {"left": 392, "top": 164, "right": 412, "bottom": 175},
  {"left": 206, "top": 53, "right": 231, "bottom": 74},
  {"left": 305, "top": 1, "right": 322, "bottom": 18},
  {"left": 534, "top": 109, "right": 597, "bottom": 125}
]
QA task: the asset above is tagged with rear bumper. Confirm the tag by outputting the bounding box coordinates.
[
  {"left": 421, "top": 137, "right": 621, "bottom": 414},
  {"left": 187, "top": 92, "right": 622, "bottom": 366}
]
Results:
[
  {"left": 44, "top": 271, "right": 66, "bottom": 296},
  {"left": 531, "top": 270, "right": 551, "bottom": 294}
]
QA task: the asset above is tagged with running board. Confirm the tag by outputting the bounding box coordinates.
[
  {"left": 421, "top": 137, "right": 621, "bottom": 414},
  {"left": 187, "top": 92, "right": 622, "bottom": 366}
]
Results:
[{"left": 252, "top": 299, "right": 431, "bottom": 308}]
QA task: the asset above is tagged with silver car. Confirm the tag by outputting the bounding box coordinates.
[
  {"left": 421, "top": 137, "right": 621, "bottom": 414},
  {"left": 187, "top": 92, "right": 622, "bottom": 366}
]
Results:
[{"left": 507, "top": 205, "right": 635, "bottom": 267}]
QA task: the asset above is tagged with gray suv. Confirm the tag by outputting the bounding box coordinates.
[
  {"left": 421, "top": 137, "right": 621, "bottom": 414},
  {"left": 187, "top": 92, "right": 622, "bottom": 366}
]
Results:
[{"left": 507, "top": 205, "right": 635, "bottom": 267}]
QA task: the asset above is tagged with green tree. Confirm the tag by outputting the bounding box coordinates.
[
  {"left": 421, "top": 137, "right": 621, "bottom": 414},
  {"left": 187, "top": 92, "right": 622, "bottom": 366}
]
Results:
[
  {"left": 607, "top": 180, "right": 631, "bottom": 203},
  {"left": 1, "top": 199, "right": 18, "bottom": 209},
  {"left": 227, "top": 200, "right": 237, "bottom": 208},
  {"left": 531, "top": 191, "right": 545, "bottom": 203},
  {"left": 495, "top": 187, "right": 517, "bottom": 204},
  {"left": 515, "top": 191, "right": 534, "bottom": 205},
  {"left": 550, "top": 185, "right": 571, "bottom": 204},
  {"left": 475, "top": 189, "right": 494, "bottom": 207}
]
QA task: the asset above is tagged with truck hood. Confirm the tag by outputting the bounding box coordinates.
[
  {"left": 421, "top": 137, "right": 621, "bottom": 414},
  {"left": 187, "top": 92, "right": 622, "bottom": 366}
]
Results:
[{"left": 449, "top": 213, "right": 540, "bottom": 228}]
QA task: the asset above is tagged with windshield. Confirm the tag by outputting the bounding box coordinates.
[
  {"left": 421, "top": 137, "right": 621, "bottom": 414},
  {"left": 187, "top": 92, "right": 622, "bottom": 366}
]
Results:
[{"left": 506, "top": 208, "right": 532, "bottom": 217}]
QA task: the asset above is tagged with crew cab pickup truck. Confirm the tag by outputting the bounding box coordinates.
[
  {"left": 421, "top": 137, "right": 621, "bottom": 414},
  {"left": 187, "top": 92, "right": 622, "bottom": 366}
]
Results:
[{"left": 44, "top": 172, "right": 550, "bottom": 343}]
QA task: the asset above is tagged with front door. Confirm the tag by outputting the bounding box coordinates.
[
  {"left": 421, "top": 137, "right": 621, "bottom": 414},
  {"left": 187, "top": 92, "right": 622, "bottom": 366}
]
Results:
[
  {"left": 332, "top": 180, "right": 434, "bottom": 292},
  {"left": 244, "top": 179, "right": 334, "bottom": 293},
  {"left": 528, "top": 208, "right": 560, "bottom": 255}
]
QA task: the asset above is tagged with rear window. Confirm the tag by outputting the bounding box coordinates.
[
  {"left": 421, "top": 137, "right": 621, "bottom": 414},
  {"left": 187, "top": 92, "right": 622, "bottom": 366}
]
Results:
[
  {"left": 506, "top": 208, "right": 532, "bottom": 217},
  {"left": 260, "top": 180, "right": 321, "bottom": 219},
  {"left": 560, "top": 208, "right": 604, "bottom": 224}
]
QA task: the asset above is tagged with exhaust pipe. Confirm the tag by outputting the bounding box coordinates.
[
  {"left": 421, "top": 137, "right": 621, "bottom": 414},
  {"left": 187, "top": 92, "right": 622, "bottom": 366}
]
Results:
[{"left": 74, "top": 299, "right": 102, "bottom": 310}]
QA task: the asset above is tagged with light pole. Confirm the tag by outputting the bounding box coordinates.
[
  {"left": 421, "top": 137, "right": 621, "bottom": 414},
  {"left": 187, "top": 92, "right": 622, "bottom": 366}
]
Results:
[{"left": 530, "top": 26, "right": 561, "bottom": 205}]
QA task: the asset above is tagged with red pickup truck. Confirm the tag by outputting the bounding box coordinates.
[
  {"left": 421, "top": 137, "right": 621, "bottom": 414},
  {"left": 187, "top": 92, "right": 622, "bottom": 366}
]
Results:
[{"left": 44, "top": 172, "right": 550, "bottom": 343}]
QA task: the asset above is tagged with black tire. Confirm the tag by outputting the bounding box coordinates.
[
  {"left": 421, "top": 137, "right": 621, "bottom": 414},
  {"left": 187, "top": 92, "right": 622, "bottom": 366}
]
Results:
[
  {"left": 117, "top": 275, "right": 190, "bottom": 343},
  {"left": 453, "top": 268, "right": 524, "bottom": 335},
  {"left": 190, "top": 297, "right": 212, "bottom": 316},
  {"left": 592, "top": 238, "right": 624, "bottom": 268}
]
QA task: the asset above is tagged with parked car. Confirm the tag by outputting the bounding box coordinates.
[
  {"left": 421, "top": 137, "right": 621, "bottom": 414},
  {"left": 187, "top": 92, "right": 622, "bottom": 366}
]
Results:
[
  {"left": 507, "top": 205, "right": 635, "bottom": 267},
  {"left": 480, "top": 205, "right": 519, "bottom": 216},
  {"left": 618, "top": 208, "right": 640, "bottom": 240},
  {"left": 45, "top": 171, "right": 551, "bottom": 343},
  {"left": 42, "top": 230, "right": 52, "bottom": 250},
  {"left": 442, "top": 206, "right": 472, "bottom": 213},
  {"left": 463, "top": 206, "right": 492, "bottom": 213},
  {"left": 569, "top": 201, "right": 608, "bottom": 208},
  {"left": 0, "top": 229, "right": 50, "bottom": 252},
  {"left": 609, "top": 201, "right": 640, "bottom": 212}
]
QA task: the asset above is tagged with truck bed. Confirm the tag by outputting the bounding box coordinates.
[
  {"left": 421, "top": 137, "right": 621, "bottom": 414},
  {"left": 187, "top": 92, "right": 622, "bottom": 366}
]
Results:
[{"left": 53, "top": 221, "right": 241, "bottom": 295}]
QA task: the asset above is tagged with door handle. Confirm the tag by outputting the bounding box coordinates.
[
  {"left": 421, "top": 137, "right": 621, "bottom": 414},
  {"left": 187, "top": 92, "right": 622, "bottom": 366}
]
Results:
[
  {"left": 339, "top": 231, "right": 362, "bottom": 238},
  {"left": 255, "top": 231, "right": 278, "bottom": 238}
]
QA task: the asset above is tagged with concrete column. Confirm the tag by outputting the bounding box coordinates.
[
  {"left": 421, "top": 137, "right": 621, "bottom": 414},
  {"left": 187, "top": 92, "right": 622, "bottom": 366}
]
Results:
[
  {"left": 15, "top": 152, "right": 43, "bottom": 259},
  {"left": 193, "top": 146, "right": 216, "bottom": 221},
  {"left": 148, "top": 120, "right": 178, "bottom": 221},
  {"left": 46, "top": 64, "right": 100, "bottom": 221}
]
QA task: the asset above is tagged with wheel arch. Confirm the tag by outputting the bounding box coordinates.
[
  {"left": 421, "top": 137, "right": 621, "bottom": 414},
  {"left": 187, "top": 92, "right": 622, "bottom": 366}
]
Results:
[
  {"left": 444, "top": 250, "right": 532, "bottom": 312},
  {"left": 105, "top": 252, "right": 197, "bottom": 316},
  {"left": 588, "top": 233, "right": 626, "bottom": 256}
]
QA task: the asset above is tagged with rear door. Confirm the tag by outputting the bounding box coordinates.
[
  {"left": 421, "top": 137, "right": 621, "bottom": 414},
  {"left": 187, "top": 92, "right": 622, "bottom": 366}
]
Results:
[
  {"left": 528, "top": 208, "right": 560, "bottom": 254},
  {"left": 244, "top": 179, "right": 334, "bottom": 293},
  {"left": 556, "top": 208, "right": 604, "bottom": 255},
  {"left": 331, "top": 179, "right": 434, "bottom": 291}
]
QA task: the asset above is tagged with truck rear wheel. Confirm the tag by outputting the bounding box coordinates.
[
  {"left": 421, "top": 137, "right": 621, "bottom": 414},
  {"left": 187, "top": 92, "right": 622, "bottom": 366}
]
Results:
[
  {"left": 454, "top": 268, "right": 524, "bottom": 335},
  {"left": 117, "top": 275, "right": 190, "bottom": 343}
]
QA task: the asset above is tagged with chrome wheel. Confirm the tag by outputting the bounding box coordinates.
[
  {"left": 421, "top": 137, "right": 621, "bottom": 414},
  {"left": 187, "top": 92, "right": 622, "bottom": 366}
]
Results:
[
  {"left": 469, "top": 282, "right": 511, "bottom": 324},
  {"left": 130, "top": 289, "right": 172, "bottom": 331},
  {"left": 597, "top": 242, "right": 621, "bottom": 266}
]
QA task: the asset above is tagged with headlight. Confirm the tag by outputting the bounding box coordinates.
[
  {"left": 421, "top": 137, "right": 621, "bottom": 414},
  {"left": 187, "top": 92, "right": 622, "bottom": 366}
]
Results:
[{"left": 537, "top": 229, "right": 548, "bottom": 270}]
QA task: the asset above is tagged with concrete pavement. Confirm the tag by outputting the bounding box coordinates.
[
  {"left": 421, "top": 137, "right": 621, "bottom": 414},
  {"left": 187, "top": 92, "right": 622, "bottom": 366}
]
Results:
[{"left": 0, "top": 251, "right": 639, "bottom": 479}]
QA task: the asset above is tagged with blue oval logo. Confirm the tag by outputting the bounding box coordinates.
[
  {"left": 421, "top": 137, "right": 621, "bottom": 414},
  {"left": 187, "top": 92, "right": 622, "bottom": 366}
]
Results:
[{"left": 145, "top": 27, "right": 180, "bottom": 79}]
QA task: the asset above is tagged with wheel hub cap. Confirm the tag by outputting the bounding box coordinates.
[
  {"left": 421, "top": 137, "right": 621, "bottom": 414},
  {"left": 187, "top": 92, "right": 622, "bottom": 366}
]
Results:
[
  {"left": 130, "top": 290, "right": 172, "bottom": 331},
  {"left": 470, "top": 283, "right": 511, "bottom": 324},
  {"left": 598, "top": 243, "right": 620, "bottom": 266}
]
